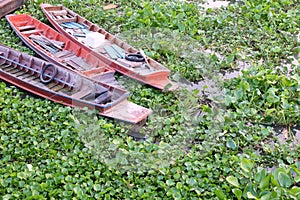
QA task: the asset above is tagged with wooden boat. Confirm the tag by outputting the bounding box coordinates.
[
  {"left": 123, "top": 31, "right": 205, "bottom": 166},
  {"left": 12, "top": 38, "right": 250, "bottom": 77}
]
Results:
[
  {"left": 0, "top": 0, "right": 24, "bottom": 18},
  {"left": 0, "top": 44, "right": 151, "bottom": 123},
  {"left": 5, "top": 14, "right": 120, "bottom": 87},
  {"left": 40, "top": 4, "right": 178, "bottom": 91}
]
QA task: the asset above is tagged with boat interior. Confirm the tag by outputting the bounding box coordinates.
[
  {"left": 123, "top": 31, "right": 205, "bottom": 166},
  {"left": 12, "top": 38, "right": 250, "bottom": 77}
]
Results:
[
  {"left": 42, "top": 6, "right": 164, "bottom": 74},
  {"left": 0, "top": 45, "right": 126, "bottom": 108},
  {"left": 7, "top": 14, "right": 122, "bottom": 86},
  {"left": 8, "top": 15, "right": 112, "bottom": 73}
]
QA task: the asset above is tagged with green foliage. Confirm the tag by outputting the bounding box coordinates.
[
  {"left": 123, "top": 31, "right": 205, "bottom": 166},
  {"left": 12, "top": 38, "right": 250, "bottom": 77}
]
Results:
[
  {"left": 0, "top": 0, "right": 300, "bottom": 199},
  {"left": 223, "top": 160, "right": 300, "bottom": 200},
  {"left": 225, "top": 68, "right": 300, "bottom": 125}
]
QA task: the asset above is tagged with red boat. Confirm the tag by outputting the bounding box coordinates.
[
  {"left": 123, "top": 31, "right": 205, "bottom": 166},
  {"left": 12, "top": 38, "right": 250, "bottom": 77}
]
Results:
[
  {"left": 5, "top": 14, "right": 120, "bottom": 87},
  {"left": 0, "top": 0, "right": 24, "bottom": 18},
  {"left": 0, "top": 44, "right": 151, "bottom": 123},
  {"left": 40, "top": 4, "right": 178, "bottom": 91}
]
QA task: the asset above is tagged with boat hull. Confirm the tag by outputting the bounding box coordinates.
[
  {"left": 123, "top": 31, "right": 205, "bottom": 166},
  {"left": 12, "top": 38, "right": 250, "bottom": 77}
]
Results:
[
  {"left": 0, "top": 44, "right": 151, "bottom": 123},
  {"left": 5, "top": 14, "right": 121, "bottom": 87},
  {"left": 0, "top": 0, "right": 24, "bottom": 18},
  {"left": 40, "top": 4, "right": 178, "bottom": 90}
]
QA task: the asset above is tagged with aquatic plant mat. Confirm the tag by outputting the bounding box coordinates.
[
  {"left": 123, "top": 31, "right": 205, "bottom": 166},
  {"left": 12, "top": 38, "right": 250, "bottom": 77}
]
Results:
[{"left": 0, "top": 0, "right": 299, "bottom": 199}]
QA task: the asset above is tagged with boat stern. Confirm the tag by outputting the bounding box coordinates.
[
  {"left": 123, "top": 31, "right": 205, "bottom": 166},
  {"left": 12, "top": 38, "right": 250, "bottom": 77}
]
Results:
[{"left": 101, "top": 100, "right": 152, "bottom": 124}]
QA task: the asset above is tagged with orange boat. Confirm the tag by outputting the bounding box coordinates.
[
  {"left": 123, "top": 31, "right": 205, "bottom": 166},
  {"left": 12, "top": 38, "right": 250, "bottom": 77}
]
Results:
[
  {"left": 5, "top": 14, "right": 121, "bottom": 87},
  {"left": 40, "top": 4, "right": 178, "bottom": 91},
  {"left": 0, "top": 0, "right": 24, "bottom": 18},
  {"left": 0, "top": 44, "right": 151, "bottom": 123}
]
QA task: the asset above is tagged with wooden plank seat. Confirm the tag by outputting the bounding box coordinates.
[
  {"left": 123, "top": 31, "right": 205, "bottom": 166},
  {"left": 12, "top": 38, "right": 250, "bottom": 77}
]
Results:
[
  {"left": 66, "top": 57, "right": 92, "bottom": 70},
  {"left": 56, "top": 52, "right": 93, "bottom": 71},
  {"left": 56, "top": 17, "right": 77, "bottom": 24},
  {"left": 18, "top": 25, "right": 36, "bottom": 31},
  {"left": 71, "top": 88, "right": 93, "bottom": 99},
  {"left": 51, "top": 10, "right": 68, "bottom": 16},
  {"left": 53, "top": 50, "right": 73, "bottom": 59},
  {"left": 21, "top": 29, "right": 43, "bottom": 35}
]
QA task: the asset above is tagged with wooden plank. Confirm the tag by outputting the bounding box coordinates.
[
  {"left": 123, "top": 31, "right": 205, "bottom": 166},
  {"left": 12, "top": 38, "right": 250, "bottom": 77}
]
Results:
[
  {"left": 51, "top": 10, "right": 68, "bottom": 16},
  {"left": 18, "top": 25, "right": 36, "bottom": 31},
  {"left": 53, "top": 50, "right": 73, "bottom": 58},
  {"left": 0, "top": 0, "right": 24, "bottom": 18},
  {"left": 22, "top": 73, "right": 36, "bottom": 79},
  {"left": 53, "top": 86, "right": 65, "bottom": 92},
  {"left": 71, "top": 89, "right": 93, "bottom": 99},
  {"left": 103, "top": 46, "right": 118, "bottom": 60},
  {"left": 65, "top": 61, "right": 81, "bottom": 70},
  {"left": 46, "top": 82, "right": 59, "bottom": 88},
  {"left": 4, "top": 67, "right": 19, "bottom": 73},
  {"left": 15, "top": 71, "right": 28, "bottom": 77},
  {"left": 0, "top": 64, "right": 12, "bottom": 69},
  {"left": 63, "top": 55, "right": 77, "bottom": 62},
  {"left": 59, "top": 88, "right": 76, "bottom": 95},
  {"left": 94, "top": 91, "right": 111, "bottom": 104},
  {"left": 56, "top": 17, "right": 77, "bottom": 24},
  {"left": 71, "top": 57, "right": 92, "bottom": 70},
  {"left": 111, "top": 44, "right": 125, "bottom": 58},
  {"left": 24, "top": 74, "right": 38, "bottom": 80},
  {"left": 21, "top": 29, "right": 42, "bottom": 35}
]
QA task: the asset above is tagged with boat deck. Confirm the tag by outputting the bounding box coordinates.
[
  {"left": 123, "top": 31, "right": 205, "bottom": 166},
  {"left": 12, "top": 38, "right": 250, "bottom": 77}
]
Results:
[
  {"left": 6, "top": 14, "right": 120, "bottom": 87},
  {"left": 0, "top": 49, "right": 113, "bottom": 106}
]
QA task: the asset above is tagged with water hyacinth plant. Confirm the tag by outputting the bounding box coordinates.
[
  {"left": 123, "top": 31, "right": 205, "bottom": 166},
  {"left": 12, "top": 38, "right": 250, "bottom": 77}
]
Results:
[{"left": 0, "top": 0, "right": 299, "bottom": 199}]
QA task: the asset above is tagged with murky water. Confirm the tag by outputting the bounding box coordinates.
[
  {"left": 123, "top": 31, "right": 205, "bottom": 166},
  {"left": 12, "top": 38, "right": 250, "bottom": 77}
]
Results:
[
  {"left": 180, "top": 47, "right": 251, "bottom": 99},
  {"left": 273, "top": 125, "right": 300, "bottom": 145},
  {"left": 188, "top": 60, "right": 250, "bottom": 91}
]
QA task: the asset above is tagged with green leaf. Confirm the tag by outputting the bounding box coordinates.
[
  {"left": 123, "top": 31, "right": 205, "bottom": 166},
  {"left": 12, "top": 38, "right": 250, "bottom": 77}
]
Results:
[
  {"left": 240, "top": 158, "right": 254, "bottom": 173},
  {"left": 278, "top": 171, "right": 292, "bottom": 188},
  {"left": 2, "top": 194, "right": 12, "bottom": 200},
  {"left": 247, "top": 192, "right": 258, "bottom": 199},
  {"left": 226, "top": 176, "right": 240, "bottom": 188},
  {"left": 17, "top": 172, "right": 27, "bottom": 180},
  {"left": 254, "top": 168, "right": 266, "bottom": 183},
  {"left": 27, "top": 164, "right": 33, "bottom": 171},
  {"left": 288, "top": 186, "right": 300, "bottom": 198},
  {"left": 93, "top": 184, "right": 101, "bottom": 192},
  {"left": 166, "top": 179, "right": 175, "bottom": 186},
  {"left": 271, "top": 46, "right": 281, "bottom": 53},
  {"left": 187, "top": 178, "right": 197, "bottom": 186},
  {"left": 232, "top": 188, "right": 242, "bottom": 200},
  {"left": 94, "top": 171, "right": 101, "bottom": 177},
  {"left": 294, "top": 176, "right": 300, "bottom": 183},
  {"left": 260, "top": 192, "right": 272, "bottom": 200},
  {"left": 259, "top": 175, "right": 270, "bottom": 189},
  {"left": 214, "top": 189, "right": 227, "bottom": 200},
  {"left": 243, "top": 183, "right": 257, "bottom": 199},
  {"left": 226, "top": 140, "right": 237, "bottom": 150}
]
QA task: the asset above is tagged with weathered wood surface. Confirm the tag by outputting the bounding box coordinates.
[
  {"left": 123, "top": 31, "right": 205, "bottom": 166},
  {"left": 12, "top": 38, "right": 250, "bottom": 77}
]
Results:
[{"left": 0, "top": 0, "right": 24, "bottom": 18}]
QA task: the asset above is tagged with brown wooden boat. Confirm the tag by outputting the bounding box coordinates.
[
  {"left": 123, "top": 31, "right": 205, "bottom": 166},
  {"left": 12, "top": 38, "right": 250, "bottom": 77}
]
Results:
[
  {"left": 0, "top": 0, "right": 24, "bottom": 18},
  {"left": 40, "top": 4, "right": 178, "bottom": 91},
  {"left": 0, "top": 44, "right": 151, "bottom": 123},
  {"left": 5, "top": 14, "right": 121, "bottom": 87}
]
